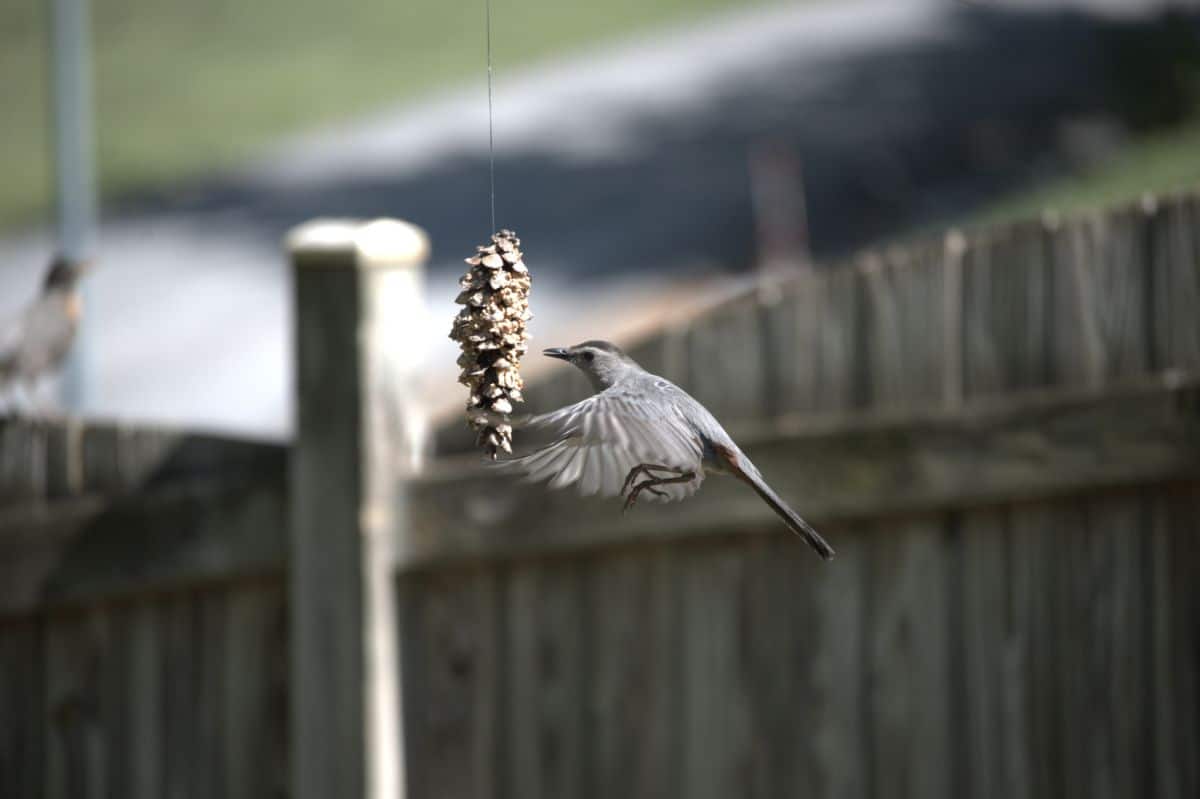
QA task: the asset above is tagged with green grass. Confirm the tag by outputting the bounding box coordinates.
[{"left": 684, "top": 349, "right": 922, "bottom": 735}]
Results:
[
  {"left": 0, "top": 0, "right": 785, "bottom": 232},
  {"left": 967, "top": 117, "right": 1200, "bottom": 227}
]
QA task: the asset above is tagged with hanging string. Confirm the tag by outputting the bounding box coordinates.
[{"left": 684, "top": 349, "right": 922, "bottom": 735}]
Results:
[{"left": 486, "top": 0, "right": 496, "bottom": 234}]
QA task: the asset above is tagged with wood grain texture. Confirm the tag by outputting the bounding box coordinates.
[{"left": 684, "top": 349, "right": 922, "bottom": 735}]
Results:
[
  {"left": 399, "top": 568, "right": 500, "bottom": 799},
  {"left": 865, "top": 517, "right": 952, "bottom": 799},
  {"left": 679, "top": 545, "right": 752, "bottom": 799},
  {"left": 962, "top": 221, "right": 1053, "bottom": 398},
  {"left": 862, "top": 242, "right": 948, "bottom": 407},
  {"left": 223, "top": 583, "right": 288, "bottom": 799},
  {"left": 161, "top": 595, "right": 197, "bottom": 799},
  {"left": 958, "top": 508, "right": 1011, "bottom": 799},
  {"left": 504, "top": 562, "right": 586, "bottom": 799},
  {"left": 586, "top": 547, "right": 681, "bottom": 799},
  {"left": 1151, "top": 484, "right": 1200, "bottom": 799},
  {"left": 685, "top": 295, "right": 766, "bottom": 422},
  {"left": 290, "top": 254, "right": 369, "bottom": 799}
]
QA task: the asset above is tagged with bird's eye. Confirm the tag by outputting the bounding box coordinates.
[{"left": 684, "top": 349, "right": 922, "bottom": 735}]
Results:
[{"left": 583, "top": 351, "right": 595, "bottom": 363}]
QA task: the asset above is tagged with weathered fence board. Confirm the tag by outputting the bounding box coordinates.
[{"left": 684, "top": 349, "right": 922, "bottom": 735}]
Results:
[
  {"left": 399, "top": 568, "right": 502, "bottom": 799},
  {"left": 1, "top": 562, "right": 287, "bottom": 798},
  {"left": 394, "top": 483, "right": 1198, "bottom": 799},
  {"left": 587, "top": 547, "right": 681, "bottom": 799}
]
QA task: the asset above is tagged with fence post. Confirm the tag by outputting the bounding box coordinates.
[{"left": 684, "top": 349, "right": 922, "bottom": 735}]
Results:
[{"left": 287, "top": 218, "right": 430, "bottom": 799}]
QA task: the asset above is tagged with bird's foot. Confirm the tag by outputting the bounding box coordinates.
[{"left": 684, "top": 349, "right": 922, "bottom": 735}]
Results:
[
  {"left": 622, "top": 480, "right": 669, "bottom": 513},
  {"left": 620, "top": 464, "right": 695, "bottom": 513}
]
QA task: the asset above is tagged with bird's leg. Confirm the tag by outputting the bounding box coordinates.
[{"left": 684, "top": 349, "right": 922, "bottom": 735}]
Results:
[
  {"left": 621, "top": 464, "right": 665, "bottom": 496},
  {"left": 620, "top": 463, "right": 685, "bottom": 499},
  {"left": 622, "top": 465, "right": 695, "bottom": 512}
]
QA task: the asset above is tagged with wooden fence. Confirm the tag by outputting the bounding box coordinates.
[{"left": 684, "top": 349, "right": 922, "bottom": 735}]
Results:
[
  {"left": 0, "top": 424, "right": 288, "bottom": 798},
  {"left": 407, "top": 192, "right": 1200, "bottom": 799},
  {"left": 1, "top": 192, "right": 1198, "bottom": 798}
]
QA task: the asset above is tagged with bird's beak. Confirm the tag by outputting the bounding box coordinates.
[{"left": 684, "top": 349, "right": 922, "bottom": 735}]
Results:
[{"left": 543, "top": 347, "right": 570, "bottom": 361}]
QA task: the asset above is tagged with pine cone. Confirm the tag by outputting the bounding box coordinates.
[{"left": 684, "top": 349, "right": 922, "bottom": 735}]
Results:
[{"left": 449, "top": 229, "right": 532, "bottom": 458}]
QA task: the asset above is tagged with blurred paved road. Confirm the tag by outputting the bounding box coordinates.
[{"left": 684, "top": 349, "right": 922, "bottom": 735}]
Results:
[{"left": 0, "top": 0, "right": 1185, "bottom": 437}]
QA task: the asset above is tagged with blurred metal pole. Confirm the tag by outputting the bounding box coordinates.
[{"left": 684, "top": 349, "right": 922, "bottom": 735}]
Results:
[{"left": 49, "top": 0, "right": 97, "bottom": 411}]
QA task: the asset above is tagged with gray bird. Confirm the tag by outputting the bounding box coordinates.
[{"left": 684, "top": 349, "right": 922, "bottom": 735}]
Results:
[
  {"left": 0, "top": 256, "right": 90, "bottom": 408},
  {"left": 499, "top": 340, "right": 834, "bottom": 560}
]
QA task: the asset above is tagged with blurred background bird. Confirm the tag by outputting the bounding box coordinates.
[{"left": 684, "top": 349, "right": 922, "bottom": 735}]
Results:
[{"left": 0, "top": 256, "right": 90, "bottom": 414}]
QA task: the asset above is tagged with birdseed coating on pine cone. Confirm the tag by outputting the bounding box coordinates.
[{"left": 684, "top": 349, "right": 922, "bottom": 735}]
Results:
[{"left": 449, "top": 229, "right": 532, "bottom": 458}]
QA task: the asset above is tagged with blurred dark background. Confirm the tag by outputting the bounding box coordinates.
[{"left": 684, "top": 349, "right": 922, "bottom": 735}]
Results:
[{"left": 2, "top": 0, "right": 1199, "bottom": 435}]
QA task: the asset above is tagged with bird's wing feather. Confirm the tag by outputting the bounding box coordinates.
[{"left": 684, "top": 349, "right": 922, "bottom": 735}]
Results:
[{"left": 498, "top": 383, "right": 706, "bottom": 502}]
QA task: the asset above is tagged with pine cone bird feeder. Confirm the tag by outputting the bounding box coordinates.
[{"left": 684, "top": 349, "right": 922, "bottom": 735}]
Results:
[{"left": 449, "top": 229, "right": 532, "bottom": 458}]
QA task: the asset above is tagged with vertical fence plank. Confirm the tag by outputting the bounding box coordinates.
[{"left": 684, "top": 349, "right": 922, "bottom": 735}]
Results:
[
  {"left": 866, "top": 517, "right": 952, "bottom": 799},
  {"left": 1053, "top": 498, "right": 1090, "bottom": 799},
  {"left": 1150, "top": 484, "right": 1200, "bottom": 799},
  {"left": 192, "top": 590, "right": 226, "bottom": 797},
  {"left": 680, "top": 546, "right": 752, "bottom": 799},
  {"left": 224, "top": 583, "right": 287, "bottom": 799},
  {"left": 1100, "top": 493, "right": 1152, "bottom": 799},
  {"left": 959, "top": 508, "right": 1011, "bottom": 799},
  {"left": 401, "top": 569, "right": 499, "bottom": 799},
  {"left": 1009, "top": 502, "right": 1067, "bottom": 799},
  {"left": 766, "top": 262, "right": 861, "bottom": 413},
  {"left": 505, "top": 562, "right": 586, "bottom": 799},
  {"left": 1163, "top": 196, "right": 1200, "bottom": 372},
  {"left": 45, "top": 609, "right": 109, "bottom": 799},
  {"left": 1050, "top": 215, "right": 1106, "bottom": 389},
  {"left": 587, "top": 547, "right": 681, "bottom": 799},
  {"left": 0, "top": 619, "right": 45, "bottom": 799},
  {"left": 739, "top": 535, "right": 815, "bottom": 799},
  {"left": 685, "top": 295, "right": 766, "bottom": 423},
  {"left": 161, "top": 595, "right": 196, "bottom": 799},
  {"left": 768, "top": 269, "right": 820, "bottom": 413},
  {"left": 0, "top": 421, "right": 49, "bottom": 504},
  {"left": 1046, "top": 209, "right": 1153, "bottom": 389},
  {"left": 1050, "top": 493, "right": 1152, "bottom": 799},
  {"left": 963, "top": 221, "right": 1053, "bottom": 397},
  {"left": 808, "top": 526, "right": 870, "bottom": 799},
  {"left": 1094, "top": 208, "right": 1152, "bottom": 381},
  {"left": 128, "top": 602, "right": 162, "bottom": 799},
  {"left": 862, "top": 242, "right": 950, "bottom": 407},
  {"left": 819, "top": 263, "right": 865, "bottom": 411}
]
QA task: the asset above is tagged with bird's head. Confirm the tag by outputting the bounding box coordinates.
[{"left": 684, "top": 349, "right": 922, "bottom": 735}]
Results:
[
  {"left": 43, "top": 256, "right": 91, "bottom": 293},
  {"left": 543, "top": 340, "right": 639, "bottom": 390}
]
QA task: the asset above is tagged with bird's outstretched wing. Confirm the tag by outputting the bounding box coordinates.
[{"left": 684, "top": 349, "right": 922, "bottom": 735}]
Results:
[{"left": 496, "top": 383, "right": 706, "bottom": 502}]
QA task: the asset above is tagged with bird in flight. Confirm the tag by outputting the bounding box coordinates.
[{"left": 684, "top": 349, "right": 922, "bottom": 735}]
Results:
[{"left": 497, "top": 340, "right": 834, "bottom": 559}]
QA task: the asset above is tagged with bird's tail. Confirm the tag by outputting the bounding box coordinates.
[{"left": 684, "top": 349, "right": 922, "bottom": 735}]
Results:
[{"left": 736, "top": 463, "right": 834, "bottom": 560}]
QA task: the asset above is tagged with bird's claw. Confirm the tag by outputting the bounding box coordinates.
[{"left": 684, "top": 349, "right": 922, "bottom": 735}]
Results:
[{"left": 621, "top": 463, "right": 684, "bottom": 514}]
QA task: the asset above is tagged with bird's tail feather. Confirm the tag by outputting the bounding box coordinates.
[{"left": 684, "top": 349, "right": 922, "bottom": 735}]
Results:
[{"left": 740, "top": 468, "right": 835, "bottom": 560}]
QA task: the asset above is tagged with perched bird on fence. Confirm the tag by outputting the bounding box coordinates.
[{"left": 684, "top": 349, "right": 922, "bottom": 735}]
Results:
[
  {"left": 497, "top": 340, "right": 834, "bottom": 560},
  {"left": 0, "top": 255, "right": 90, "bottom": 409}
]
